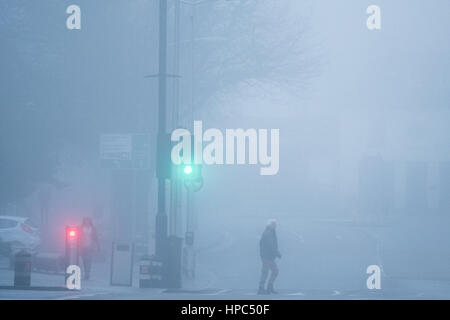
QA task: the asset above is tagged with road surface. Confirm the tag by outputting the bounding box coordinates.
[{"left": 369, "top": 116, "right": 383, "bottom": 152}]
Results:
[{"left": 1, "top": 217, "right": 450, "bottom": 299}]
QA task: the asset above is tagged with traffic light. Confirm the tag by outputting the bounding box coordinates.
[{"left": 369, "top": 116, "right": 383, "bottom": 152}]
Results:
[
  {"left": 183, "top": 165, "right": 193, "bottom": 175},
  {"left": 67, "top": 227, "right": 77, "bottom": 239},
  {"left": 157, "top": 133, "right": 203, "bottom": 182},
  {"left": 65, "top": 226, "right": 80, "bottom": 267},
  {"left": 179, "top": 163, "right": 202, "bottom": 182},
  {"left": 173, "top": 134, "right": 202, "bottom": 182}
]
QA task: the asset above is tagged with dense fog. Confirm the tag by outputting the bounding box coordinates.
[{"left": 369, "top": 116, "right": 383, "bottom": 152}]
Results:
[{"left": 1, "top": 0, "right": 449, "bottom": 298}]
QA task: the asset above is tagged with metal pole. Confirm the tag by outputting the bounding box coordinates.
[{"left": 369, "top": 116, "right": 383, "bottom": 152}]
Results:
[
  {"left": 155, "top": 0, "right": 168, "bottom": 258},
  {"left": 186, "top": 187, "right": 193, "bottom": 232},
  {"left": 190, "top": 11, "right": 195, "bottom": 125},
  {"left": 170, "top": 0, "right": 182, "bottom": 237},
  {"left": 184, "top": 6, "right": 195, "bottom": 241}
]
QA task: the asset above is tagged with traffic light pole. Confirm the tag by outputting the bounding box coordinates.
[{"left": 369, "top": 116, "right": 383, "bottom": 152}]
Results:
[
  {"left": 155, "top": 0, "right": 168, "bottom": 258},
  {"left": 169, "top": 0, "right": 182, "bottom": 238}
]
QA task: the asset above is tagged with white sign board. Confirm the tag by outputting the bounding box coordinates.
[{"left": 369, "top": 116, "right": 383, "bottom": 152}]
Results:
[{"left": 110, "top": 242, "right": 134, "bottom": 286}]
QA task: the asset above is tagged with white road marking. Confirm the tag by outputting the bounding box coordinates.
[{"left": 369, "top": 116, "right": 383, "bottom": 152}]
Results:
[
  {"left": 287, "top": 292, "right": 305, "bottom": 296},
  {"left": 203, "top": 288, "right": 231, "bottom": 295},
  {"left": 55, "top": 293, "right": 98, "bottom": 300},
  {"left": 54, "top": 291, "right": 111, "bottom": 300}
]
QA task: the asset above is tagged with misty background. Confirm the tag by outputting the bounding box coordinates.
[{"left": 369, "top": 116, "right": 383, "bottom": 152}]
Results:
[{"left": 1, "top": 0, "right": 450, "bottom": 293}]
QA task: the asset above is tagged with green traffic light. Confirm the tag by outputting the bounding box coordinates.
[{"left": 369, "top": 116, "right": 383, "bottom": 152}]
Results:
[{"left": 183, "top": 165, "right": 193, "bottom": 175}]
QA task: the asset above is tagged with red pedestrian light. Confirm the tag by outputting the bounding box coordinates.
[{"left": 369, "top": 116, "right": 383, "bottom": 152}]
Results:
[{"left": 66, "top": 226, "right": 78, "bottom": 240}]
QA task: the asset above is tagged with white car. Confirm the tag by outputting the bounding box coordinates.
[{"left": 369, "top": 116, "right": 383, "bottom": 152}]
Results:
[{"left": 0, "top": 216, "right": 40, "bottom": 263}]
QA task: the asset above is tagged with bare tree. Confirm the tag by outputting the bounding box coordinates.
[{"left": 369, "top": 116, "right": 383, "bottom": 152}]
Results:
[{"left": 177, "top": 0, "right": 319, "bottom": 115}]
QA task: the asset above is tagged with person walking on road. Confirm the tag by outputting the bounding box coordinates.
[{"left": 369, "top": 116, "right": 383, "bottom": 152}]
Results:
[
  {"left": 80, "top": 217, "right": 100, "bottom": 280},
  {"left": 258, "top": 219, "right": 281, "bottom": 294}
]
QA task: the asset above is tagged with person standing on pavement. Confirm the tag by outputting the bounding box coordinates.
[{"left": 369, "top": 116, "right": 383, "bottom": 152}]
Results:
[
  {"left": 258, "top": 219, "right": 281, "bottom": 294},
  {"left": 80, "top": 217, "right": 100, "bottom": 280}
]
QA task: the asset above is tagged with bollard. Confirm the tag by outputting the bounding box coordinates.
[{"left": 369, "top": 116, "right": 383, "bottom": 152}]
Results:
[{"left": 14, "top": 251, "right": 32, "bottom": 287}]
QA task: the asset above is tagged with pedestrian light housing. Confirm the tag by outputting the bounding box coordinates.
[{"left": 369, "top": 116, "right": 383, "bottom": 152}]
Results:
[{"left": 65, "top": 226, "right": 80, "bottom": 267}]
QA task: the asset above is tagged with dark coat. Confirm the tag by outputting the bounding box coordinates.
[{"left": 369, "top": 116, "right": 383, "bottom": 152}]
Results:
[
  {"left": 259, "top": 227, "right": 281, "bottom": 261},
  {"left": 80, "top": 225, "right": 99, "bottom": 251}
]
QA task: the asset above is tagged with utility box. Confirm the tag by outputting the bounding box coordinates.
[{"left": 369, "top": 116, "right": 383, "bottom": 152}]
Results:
[{"left": 110, "top": 242, "right": 134, "bottom": 286}]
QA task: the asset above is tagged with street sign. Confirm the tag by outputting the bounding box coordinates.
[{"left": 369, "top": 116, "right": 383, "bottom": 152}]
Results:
[{"left": 100, "top": 134, "right": 151, "bottom": 169}]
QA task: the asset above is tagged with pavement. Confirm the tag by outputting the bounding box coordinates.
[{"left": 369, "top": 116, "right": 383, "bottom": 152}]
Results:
[{"left": 1, "top": 216, "right": 450, "bottom": 300}]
